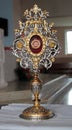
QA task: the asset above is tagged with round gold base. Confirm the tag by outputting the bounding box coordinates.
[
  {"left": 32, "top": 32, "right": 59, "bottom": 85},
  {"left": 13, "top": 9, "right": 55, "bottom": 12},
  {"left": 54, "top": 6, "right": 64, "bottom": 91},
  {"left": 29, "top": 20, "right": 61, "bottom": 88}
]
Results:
[{"left": 19, "top": 105, "right": 54, "bottom": 120}]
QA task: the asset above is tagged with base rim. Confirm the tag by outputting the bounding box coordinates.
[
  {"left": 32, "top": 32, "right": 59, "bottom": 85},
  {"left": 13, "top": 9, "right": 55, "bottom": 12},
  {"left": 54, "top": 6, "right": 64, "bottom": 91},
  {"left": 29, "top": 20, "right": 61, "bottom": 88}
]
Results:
[{"left": 19, "top": 105, "right": 55, "bottom": 120}]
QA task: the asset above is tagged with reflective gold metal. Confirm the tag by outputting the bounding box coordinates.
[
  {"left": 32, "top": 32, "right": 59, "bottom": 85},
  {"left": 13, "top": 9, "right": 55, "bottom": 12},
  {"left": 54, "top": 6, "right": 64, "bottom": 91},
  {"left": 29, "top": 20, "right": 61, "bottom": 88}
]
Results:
[
  {"left": 20, "top": 105, "right": 54, "bottom": 120},
  {"left": 20, "top": 73, "right": 54, "bottom": 120},
  {"left": 12, "top": 4, "right": 60, "bottom": 120}
]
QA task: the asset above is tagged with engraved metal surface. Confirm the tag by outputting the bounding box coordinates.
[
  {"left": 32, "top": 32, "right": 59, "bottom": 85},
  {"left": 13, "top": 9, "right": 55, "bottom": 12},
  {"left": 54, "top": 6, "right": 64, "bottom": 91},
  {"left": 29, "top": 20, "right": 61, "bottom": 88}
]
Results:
[
  {"left": 12, "top": 4, "right": 60, "bottom": 120},
  {"left": 12, "top": 4, "right": 60, "bottom": 72}
]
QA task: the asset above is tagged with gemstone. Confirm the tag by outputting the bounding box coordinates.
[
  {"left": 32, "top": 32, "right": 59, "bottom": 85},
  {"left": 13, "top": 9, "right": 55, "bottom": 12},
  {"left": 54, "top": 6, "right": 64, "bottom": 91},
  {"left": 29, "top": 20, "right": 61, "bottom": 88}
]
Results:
[
  {"left": 16, "top": 41, "right": 23, "bottom": 49},
  {"left": 29, "top": 35, "right": 43, "bottom": 54}
]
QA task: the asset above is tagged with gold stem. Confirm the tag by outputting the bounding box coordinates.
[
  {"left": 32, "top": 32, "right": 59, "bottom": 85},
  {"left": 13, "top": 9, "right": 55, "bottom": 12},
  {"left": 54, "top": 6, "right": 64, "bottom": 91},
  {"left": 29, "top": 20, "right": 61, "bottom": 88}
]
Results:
[
  {"left": 31, "top": 72, "right": 41, "bottom": 108},
  {"left": 34, "top": 93, "right": 40, "bottom": 107}
]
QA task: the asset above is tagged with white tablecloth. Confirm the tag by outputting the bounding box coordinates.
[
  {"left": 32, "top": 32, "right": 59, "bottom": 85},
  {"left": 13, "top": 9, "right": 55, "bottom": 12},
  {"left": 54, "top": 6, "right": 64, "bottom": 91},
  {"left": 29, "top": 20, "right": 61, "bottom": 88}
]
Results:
[{"left": 0, "top": 103, "right": 72, "bottom": 130}]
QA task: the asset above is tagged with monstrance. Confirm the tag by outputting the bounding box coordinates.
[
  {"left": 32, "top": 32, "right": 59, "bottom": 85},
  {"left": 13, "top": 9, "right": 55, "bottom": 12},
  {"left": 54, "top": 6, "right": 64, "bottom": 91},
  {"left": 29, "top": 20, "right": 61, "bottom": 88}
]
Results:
[{"left": 12, "top": 4, "right": 60, "bottom": 120}]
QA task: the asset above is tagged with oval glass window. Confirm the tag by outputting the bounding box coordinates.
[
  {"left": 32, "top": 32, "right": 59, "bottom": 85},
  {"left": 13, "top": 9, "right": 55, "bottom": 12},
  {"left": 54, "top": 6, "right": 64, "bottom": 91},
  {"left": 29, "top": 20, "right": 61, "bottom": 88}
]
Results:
[{"left": 29, "top": 35, "right": 43, "bottom": 54}]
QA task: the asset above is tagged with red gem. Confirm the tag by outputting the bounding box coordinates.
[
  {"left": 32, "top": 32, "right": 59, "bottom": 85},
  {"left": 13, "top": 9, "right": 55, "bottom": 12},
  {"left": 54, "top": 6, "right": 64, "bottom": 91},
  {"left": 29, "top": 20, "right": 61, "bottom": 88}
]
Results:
[{"left": 29, "top": 35, "right": 43, "bottom": 54}]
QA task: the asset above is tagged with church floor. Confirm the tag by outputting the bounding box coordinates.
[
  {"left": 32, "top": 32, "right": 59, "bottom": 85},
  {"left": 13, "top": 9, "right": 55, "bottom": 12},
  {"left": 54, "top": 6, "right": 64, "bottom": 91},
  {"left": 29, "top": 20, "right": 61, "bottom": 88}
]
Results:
[{"left": 0, "top": 74, "right": 72, "bottom": 105}]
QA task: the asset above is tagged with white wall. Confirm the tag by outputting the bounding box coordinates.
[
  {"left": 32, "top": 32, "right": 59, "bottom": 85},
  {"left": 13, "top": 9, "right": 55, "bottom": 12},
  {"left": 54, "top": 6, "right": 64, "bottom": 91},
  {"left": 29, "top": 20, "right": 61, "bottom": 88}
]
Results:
[
  {"left": 21, "top": 0, "right": 72, "bottom": 17},
  {"left": 5, "top": 49, "right": 17, "bottom": 82},
  {"left": 13, "top": 0, "right": 72, "bottom": 27},
  {"left": 13, "top": 0, "right": 22, "bottom": 29}
]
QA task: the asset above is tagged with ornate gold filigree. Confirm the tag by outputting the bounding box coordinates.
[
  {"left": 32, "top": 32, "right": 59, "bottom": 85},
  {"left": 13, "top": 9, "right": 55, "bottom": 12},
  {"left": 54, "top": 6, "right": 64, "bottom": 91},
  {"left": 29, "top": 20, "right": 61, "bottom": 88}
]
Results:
[{"left": 12, "top": 4, "right": 60, "bottom": 120}]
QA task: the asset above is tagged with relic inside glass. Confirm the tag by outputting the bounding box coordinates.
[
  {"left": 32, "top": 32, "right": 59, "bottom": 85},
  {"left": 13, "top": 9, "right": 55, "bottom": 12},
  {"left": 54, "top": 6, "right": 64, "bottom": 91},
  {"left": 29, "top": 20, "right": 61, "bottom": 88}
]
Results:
[{"left": 12, "top": 4, "right": 60, "bottom": 120}]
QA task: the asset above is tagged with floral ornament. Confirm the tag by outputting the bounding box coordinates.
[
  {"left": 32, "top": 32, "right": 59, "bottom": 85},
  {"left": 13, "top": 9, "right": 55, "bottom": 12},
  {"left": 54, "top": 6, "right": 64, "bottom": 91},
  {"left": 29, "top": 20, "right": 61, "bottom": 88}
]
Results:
[{"left": 12, "top": 4, "right": 60, "bottom": 72}]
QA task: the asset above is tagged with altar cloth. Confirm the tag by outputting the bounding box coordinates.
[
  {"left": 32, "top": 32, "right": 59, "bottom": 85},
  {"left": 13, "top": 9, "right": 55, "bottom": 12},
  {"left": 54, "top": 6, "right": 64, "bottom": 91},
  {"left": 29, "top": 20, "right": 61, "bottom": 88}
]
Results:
[{"left": 0, "top": 103, "right": 72, "bottom": 130}]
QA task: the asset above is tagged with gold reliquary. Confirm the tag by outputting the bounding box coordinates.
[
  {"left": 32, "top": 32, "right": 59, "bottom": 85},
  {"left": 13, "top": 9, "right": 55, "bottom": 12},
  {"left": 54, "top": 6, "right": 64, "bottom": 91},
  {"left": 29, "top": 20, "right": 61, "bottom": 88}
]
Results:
[{"left": 12, "top": 4, "right": 60, "bottom": 120}]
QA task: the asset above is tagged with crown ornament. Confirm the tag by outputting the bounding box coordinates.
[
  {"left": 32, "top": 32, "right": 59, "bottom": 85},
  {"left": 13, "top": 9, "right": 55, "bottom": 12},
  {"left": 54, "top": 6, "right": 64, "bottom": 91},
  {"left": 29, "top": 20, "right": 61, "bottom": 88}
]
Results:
[{"left": 12, "top": 4, "right": 60, "bottom": 120}]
